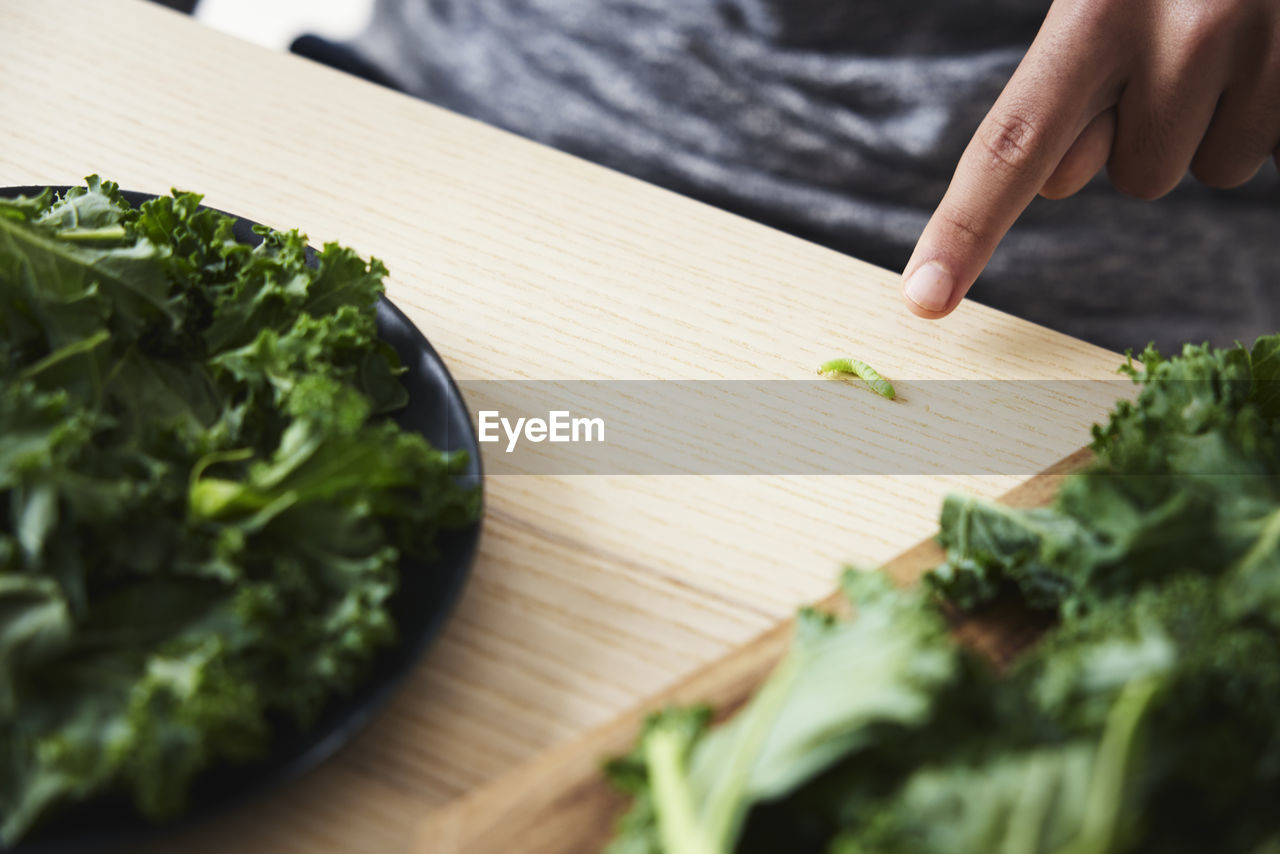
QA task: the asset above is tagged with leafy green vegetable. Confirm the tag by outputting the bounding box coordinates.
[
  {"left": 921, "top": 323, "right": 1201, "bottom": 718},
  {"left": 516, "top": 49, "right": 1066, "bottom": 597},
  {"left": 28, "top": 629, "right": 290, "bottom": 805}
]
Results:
[
  {"left": 929, "top": 339, "right": 1280, "bottom": 618},
  {"left": 0, "top": 178, "right": 479, "bottom": 842},
  {"left": 605, "top": 575, "right": 959, "bottom": 854},
  {"left": 610, "top": 335, "right": 1280, "bottom": 854}
]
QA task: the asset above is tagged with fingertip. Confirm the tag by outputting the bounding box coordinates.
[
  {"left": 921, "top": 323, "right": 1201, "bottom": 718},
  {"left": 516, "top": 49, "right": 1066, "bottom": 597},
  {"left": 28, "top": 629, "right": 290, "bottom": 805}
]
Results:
[
  {"left": 901, "top": 261, "right": 960, "bottom": 318},
  {"left": 900, "top": 293, "right": 956, "bottom": 319}
]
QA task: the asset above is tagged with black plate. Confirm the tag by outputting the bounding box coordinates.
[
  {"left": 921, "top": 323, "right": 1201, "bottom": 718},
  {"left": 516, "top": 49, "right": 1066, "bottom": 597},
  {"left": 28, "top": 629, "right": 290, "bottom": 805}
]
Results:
[{"left": 0, "top": 187, "right": 484, "bottom": 853}]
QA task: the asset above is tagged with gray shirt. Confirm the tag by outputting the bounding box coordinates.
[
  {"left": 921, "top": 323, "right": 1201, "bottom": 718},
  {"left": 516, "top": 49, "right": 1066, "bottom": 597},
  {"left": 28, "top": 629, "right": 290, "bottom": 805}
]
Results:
[{"left": 346, "top": 0, "right": 1280, "bottom": 352}]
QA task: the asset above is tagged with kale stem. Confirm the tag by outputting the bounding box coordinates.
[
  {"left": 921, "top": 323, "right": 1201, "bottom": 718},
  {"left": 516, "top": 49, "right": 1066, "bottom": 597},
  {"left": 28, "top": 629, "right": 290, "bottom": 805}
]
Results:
[
  {"left": 54, "top": 224, "right": 127, "bottom": 242},
  {"left": 699, "top": 652, "right": 800, "bottom": 849},
  {"left": 645, "top": 727, "right": 717, "bottom": 854},
  {"left": 17, "top": 329, "right": 111, "bottom": 381},
  {"left": 1236, "top": 507, "right": 1280, "bottom": 574},
  {"left": 1052, "top": 677, "right": 1161, "bottom": 854},
  {"left": 1001, "top": 754, "right": 1056, "bottom": 854}
]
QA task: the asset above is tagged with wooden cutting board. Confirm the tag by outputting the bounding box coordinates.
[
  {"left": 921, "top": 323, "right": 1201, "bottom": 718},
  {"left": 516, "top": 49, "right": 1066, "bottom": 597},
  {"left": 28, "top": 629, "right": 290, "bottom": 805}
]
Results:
[
  {"left": 2, "top": 6, "right": 1133, "bottom": 851},
  {"left": 418, "top": 447, "right": 1093, "bottom": 854}
]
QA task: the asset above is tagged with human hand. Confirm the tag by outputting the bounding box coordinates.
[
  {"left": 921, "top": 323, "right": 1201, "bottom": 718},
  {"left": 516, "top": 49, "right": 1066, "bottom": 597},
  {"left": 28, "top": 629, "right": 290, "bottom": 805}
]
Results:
[{"left": 901, "top": 0, "right": 1280, "bottom": 319}]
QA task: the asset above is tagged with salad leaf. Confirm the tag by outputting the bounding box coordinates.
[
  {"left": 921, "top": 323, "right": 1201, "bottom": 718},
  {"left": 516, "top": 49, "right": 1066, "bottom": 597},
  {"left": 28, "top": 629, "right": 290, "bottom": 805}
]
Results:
[
  {"left": 0, "top": 179, "right": 479, "bottom": 842},
  {"left": 609, "top": 334, "right": 1280, "bottom": 854},
  {"left": 605, "top": 575, "right": 963, "bottom": 854}
]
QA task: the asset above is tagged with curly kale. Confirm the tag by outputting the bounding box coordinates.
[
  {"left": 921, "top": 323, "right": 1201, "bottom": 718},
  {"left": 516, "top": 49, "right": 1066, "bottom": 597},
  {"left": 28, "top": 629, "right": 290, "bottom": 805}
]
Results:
[
  {"left": 608, "top": 335, "right": 1280, "bottom": 854},
  {"left": 0, "top": 178, "right": 478, "bottom": 842}
]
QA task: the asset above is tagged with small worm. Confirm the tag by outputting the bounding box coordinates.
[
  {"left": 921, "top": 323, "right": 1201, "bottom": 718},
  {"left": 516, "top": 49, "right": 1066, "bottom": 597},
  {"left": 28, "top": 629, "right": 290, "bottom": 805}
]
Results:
[{"left": 818, "top": 357, "right": 896, "bottom": 400}]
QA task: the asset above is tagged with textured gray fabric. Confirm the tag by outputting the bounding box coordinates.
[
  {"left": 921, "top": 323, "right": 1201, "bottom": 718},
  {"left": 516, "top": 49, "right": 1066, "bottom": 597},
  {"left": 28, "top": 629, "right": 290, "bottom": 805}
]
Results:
[{"left": 346, "top": 0, "right": 1279, "bottom": 353}]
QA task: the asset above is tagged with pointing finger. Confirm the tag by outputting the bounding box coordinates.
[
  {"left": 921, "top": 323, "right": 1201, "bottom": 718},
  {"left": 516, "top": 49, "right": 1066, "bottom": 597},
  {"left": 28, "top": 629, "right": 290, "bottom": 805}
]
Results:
[{"left": 902, "top": 5, "right": 1123, "bottom": 317}]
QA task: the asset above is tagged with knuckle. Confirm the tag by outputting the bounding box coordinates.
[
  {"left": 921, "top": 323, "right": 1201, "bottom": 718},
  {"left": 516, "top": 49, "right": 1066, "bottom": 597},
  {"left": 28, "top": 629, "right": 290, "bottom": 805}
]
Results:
[
  {"left": 1134, "top": 107, "right": 1183, "bottom": 163},
  {"left": 1113, "top": 101, "right": 1182, "bottom": 175},
  {"left": 1108, "top": 162, "right": 1178, "bottom": 200},
  {"left": 1188, "top": 160, "right": 1234, "bottom": 189},
  {"left": 1190, "top": 150, "right": 1261, "bottom": 188},
  {"left": 1039, "top": 176, "right": 1080, "bottom": 200},
  {"left": 1057, "top": 0, "right": 1121, "bottom": 36},
  {"left": 977, "top": 108, "right": 1043, "bottom": 174},
  {"left": 937, "top": 204, "right": 989, "bottom": 247},
  {"left": 1190, "top": 91, "right": 1280, "bottom": 187},
  {"left": 1171, "top": 1, "right": 1234, "bottom": 59},
  {"left": 1120, "top": 182, "right": 1170, "bottom": 201}
]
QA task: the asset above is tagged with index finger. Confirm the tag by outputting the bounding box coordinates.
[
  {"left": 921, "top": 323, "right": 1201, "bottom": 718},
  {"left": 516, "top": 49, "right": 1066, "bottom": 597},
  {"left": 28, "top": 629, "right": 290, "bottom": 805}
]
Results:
[{"left": 901, "top": 6, "right": 1120, "bottom": 318}]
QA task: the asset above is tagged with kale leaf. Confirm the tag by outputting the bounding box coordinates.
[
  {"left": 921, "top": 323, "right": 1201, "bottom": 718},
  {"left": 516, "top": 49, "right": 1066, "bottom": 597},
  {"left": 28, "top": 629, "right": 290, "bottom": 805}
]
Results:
[
  {"left": 0, "top": 178, "right": 478, "bottom": 842},
  {"left": 608, "top": 335, "right": 1280, "bottom": 854}
]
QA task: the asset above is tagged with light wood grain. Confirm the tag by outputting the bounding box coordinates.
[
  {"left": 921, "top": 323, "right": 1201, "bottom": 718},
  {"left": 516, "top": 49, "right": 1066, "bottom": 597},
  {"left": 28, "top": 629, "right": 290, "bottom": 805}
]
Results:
[{"left": 0, "top": 3, "right": 1128, "bottom": 853}]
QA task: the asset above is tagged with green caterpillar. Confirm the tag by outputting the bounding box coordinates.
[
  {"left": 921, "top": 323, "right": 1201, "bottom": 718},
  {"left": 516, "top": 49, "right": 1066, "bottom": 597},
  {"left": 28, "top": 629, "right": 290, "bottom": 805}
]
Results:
[{"left": 818, "top": 358, "right": 896, "bottom": 400}]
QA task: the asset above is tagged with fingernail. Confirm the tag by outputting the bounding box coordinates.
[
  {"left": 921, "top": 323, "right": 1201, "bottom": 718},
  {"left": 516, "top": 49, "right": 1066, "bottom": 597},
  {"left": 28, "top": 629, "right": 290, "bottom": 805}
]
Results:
[{"left": 903, "top": 262, "right": 953, "bottom": 313}]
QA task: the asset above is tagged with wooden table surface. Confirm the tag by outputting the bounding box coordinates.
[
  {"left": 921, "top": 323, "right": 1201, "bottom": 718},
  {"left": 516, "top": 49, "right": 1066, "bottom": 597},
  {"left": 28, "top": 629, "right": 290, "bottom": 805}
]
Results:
[{"left": 1, "top": 2, "right": 1127, "bottom": 852}]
